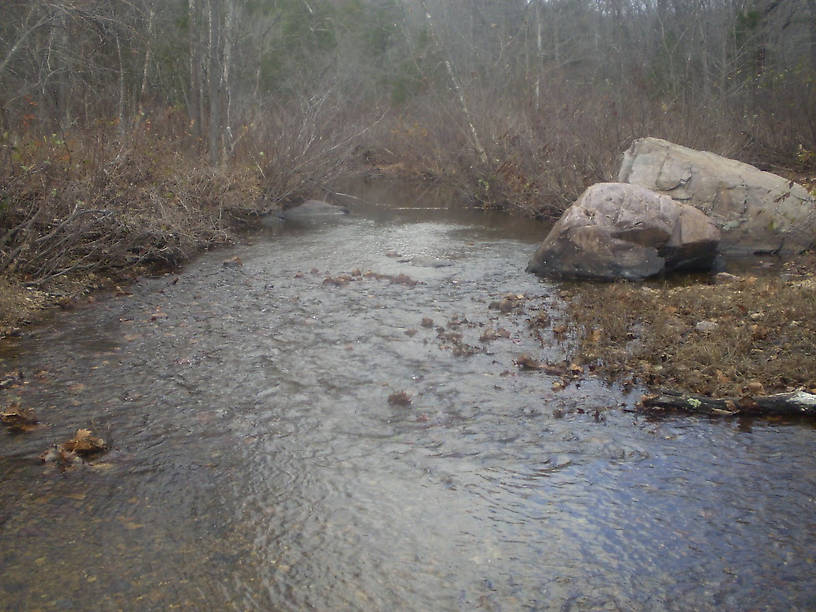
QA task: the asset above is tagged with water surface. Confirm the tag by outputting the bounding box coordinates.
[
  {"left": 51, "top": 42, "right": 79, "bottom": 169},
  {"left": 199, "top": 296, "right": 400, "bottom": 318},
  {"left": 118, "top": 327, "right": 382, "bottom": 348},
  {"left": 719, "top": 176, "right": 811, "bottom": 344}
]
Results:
[{"left": 1, "top": 180, "right": 814, "bottom": 610}]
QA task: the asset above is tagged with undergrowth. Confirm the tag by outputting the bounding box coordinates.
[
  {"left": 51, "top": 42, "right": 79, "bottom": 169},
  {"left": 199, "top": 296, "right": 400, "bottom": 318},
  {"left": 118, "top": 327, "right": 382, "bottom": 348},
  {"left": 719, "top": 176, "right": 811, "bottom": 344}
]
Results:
[
  {"left": 0, "top": 128, "right": 262, "bottom": 286},
  {"left": 363, "top": 80, "right": 815, "bottom": 220}
]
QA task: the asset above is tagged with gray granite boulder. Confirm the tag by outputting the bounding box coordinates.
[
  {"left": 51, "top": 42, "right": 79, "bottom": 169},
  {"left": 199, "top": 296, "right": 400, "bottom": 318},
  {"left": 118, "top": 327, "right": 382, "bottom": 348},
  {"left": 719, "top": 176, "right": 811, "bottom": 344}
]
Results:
[
  {"left": 526, "top": 183, "right": 720, "bottom": 281},
  {"left": 619, "top": 137, "right": 816, "bottom": 255}
]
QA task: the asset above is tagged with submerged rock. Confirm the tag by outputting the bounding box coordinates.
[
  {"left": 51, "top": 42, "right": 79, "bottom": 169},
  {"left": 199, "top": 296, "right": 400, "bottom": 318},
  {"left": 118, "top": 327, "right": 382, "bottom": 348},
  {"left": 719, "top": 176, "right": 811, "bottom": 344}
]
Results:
[
  {"left": 695, "top": 320, "right": 719, "bottom": 334},
  {"left": 404, "top": 256, "right": 454, "bottom": 268},
  {"left": 387, "top": 391, "right": 412, "bottom": 406},
  {"left": 619, "top": 137, "right": 816, "bottom": 255},
  {"left": 277, "top": 200, "right": 349, "bottom": 221},
  {"left": 527, "top": 183, "right": 720, "bottom": 281}
]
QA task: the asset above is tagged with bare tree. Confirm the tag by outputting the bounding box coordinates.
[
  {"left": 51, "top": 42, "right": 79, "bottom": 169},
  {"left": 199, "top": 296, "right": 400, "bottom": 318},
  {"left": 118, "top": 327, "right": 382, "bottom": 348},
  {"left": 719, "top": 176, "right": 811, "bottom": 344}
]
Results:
[
  {"left": 206, "top": 0, "right": 222, "bottom": 165},
  {"left": 416, "top": 0, "right": 487, "bottom": 164},
  {"left": 188, "top": 0, "right": 203, "bottom": 140}
]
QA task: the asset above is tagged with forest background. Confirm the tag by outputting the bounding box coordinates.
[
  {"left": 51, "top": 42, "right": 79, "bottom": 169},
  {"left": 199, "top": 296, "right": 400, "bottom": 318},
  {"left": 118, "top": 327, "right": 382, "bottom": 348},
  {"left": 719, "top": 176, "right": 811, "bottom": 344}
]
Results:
[{"left": 1, "top": 0, "right": 815, "bottom": 302}]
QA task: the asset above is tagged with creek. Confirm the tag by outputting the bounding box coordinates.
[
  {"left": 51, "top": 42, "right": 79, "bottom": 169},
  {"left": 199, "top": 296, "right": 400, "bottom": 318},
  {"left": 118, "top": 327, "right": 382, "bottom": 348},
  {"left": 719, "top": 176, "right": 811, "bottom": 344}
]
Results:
[{"left": 1, "top": 179, "right": 815, "bottom": 610}]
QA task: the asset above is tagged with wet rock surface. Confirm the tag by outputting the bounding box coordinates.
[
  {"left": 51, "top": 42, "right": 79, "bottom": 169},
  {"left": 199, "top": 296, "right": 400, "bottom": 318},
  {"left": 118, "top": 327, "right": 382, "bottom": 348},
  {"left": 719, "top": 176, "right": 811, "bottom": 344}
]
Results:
[
  {"left": 527, "top": 182, "right": 720, "bottom": 280},
  {"left": 619, "top": 137, "right": 816, "bottom": 255},
  {"left": 276, "top": 199, "right": 350, "bottom": 221}
]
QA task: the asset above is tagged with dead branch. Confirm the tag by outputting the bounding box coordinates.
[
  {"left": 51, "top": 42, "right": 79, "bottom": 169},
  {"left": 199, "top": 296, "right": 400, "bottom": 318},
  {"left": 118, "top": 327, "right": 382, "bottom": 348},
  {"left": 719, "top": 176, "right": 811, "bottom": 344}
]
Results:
[{"left": 638, "top": 389, "right": 816, "bottom": 418}]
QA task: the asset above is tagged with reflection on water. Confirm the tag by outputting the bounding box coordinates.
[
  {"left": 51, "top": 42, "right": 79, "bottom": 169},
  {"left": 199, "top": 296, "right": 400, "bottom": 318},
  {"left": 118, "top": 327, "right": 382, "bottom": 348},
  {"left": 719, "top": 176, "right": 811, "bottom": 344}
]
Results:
[{"left": 1, "top": 179, "right": 815, "bottom": 610}]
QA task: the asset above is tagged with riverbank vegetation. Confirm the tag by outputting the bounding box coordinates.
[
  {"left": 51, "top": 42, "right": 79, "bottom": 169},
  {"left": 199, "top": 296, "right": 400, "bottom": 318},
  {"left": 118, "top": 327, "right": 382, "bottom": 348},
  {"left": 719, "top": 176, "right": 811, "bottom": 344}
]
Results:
[
  {"left": 2, "top": 1, "right": 815, "bottom": 352},
  {"left": 553, "top": 259, "right": 816, "bottom": 400}
]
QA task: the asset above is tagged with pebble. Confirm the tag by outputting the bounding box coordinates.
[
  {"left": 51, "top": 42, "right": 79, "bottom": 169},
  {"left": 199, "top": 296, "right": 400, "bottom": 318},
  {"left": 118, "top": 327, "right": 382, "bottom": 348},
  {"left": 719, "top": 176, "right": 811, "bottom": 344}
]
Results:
[
  {"left": 695, "top": 320, "right": 719, "bottom": 333},
  {"left": 714, "top": 272, "right": 739, "bottom": 284}
]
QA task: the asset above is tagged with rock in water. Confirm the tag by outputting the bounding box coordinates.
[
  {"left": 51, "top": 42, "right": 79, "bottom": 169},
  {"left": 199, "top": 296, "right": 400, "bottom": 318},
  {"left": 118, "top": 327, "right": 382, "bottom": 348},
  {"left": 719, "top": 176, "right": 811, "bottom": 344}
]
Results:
[
  {"left": 408, "top": 256, "right": 454, "bottom": 268},
  {"left": 618, "top": 137, "right": 816, "bottom": 255},
  {"left": 526, "top": 183, "right": 720, "bottom": 281},
  {"left": 277, "top": 200, "right": 349, "bottom": 221}
]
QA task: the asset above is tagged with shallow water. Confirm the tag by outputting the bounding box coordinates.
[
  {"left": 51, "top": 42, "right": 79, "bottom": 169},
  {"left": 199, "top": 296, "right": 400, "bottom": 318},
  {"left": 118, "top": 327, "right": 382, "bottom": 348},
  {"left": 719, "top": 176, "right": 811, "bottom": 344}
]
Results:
[{"left": 1, "top": 180, "right": 815, "bottom": 610}]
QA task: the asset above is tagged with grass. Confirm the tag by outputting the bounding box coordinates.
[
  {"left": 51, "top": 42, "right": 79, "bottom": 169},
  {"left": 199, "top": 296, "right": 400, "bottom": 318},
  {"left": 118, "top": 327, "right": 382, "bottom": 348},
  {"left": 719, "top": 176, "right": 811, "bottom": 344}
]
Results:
[{"left": 547, "top": 258, "right": 816, "bottom": 398}]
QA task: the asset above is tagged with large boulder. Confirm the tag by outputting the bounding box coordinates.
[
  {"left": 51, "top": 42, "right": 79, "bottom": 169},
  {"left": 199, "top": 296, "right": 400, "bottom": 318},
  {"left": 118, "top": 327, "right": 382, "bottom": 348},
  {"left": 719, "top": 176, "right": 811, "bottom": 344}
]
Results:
[
  {"left": 618, "top": 137, "right": 816, "bottom": 255},
  {"left": 526, "top": 183, "right": 720, "bottom": 281}
]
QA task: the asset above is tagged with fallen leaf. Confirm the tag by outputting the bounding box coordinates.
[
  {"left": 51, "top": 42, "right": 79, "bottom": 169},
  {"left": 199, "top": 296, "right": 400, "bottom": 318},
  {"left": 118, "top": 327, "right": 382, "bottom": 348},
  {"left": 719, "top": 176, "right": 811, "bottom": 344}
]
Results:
[
  {"left": 388, "top": 391, "right": 412, "bottom": 406},
  {"left": 1, "top": 404, "right": 39, "bottom": 432},
  {"left": 746, "top": 380, "right": 765, "bottom": 395},
  {"left": 515, "top": 355, "right": 543, "bottom": 370},
  {"left": 60, "top": 428, "right": 107, "bottom": 457},
  {"left": 119, "top": 518, "right": 144, "bottom": 530}
]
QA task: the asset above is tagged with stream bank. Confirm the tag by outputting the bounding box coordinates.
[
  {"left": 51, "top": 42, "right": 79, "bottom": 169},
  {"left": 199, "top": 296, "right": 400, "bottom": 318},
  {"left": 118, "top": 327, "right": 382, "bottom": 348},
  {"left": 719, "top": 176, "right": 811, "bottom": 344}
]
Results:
[{"left": 556, "top": 256, "right": 816, "bottom": 400}]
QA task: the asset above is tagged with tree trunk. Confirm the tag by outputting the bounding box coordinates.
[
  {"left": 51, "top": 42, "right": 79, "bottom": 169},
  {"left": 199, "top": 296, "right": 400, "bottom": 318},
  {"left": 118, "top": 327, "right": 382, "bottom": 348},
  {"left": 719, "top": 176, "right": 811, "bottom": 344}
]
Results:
[
  {"left": 809, "top": 0, "right": 816, "bottom": 74},
  {"left": 115, "top": 29, "right": 126, "bottom": 135},
  {"left": 138, "top": 1, "right": 156, "bottom": 116},
  {"left": 207, "top": 0, "right": 222, "bottom": 166},
  {"left": 534, "top": 1, "right": 542, "bottom": 111},
  {"left": 37, "top": 5, "right": 69, "bottom": 129},
  {"left": 188, "top": 0, "right": 202, "bottom": 140},
  {"left": 417, "top": 0, "right": 488, "bottom": 165},
  {"left": 638, "top": 390, "right": 816, "bottom": 418},
  {"left": 221, "top": 0, "right": 235, "bottom": 161}
]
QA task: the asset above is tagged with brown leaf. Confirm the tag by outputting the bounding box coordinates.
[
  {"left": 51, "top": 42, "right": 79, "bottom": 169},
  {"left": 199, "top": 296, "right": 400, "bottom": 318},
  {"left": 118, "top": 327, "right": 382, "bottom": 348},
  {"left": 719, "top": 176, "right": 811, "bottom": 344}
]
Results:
[
  {"left": 515, "top": 355, "right": 543, "bottom": 370},
  {"left": 0, "top": 404, "right": 39, "bottom": 432},
  {"left": 60, "top": 428, "right": 107, "bottom": 457},
  {"left": 746, "top": 380, "right": 765, "bottom": 395},
  {"left": 388, "top": 391, "right": 412, "bottom": 406},
  {"left": 638, "top": 393, "right": 660, "bottom": 407},
  {"left": 480, "top": 327, "right": 511, "bottom": 342},
  {"left": 222, "top": 256, "right": 243, "bottom": 268}
]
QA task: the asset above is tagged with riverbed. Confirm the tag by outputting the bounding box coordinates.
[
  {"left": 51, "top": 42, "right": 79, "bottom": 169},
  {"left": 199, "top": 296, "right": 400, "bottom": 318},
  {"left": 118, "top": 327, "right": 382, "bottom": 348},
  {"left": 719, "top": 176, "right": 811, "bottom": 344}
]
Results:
[{"left": 1, "top": 180, "right": 814, "bottom": 610}]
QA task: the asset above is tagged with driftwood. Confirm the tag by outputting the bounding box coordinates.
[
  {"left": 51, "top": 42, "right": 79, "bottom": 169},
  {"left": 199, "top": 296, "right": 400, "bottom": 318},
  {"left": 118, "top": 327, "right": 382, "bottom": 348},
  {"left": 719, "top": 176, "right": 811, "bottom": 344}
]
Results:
[{"left": 638, "top": 389, "right": 816, "bottom": 418}]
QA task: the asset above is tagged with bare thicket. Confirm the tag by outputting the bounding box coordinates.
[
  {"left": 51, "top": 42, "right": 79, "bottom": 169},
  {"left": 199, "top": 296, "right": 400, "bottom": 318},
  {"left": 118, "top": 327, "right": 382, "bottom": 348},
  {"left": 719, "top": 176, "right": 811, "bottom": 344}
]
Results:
[{"left": 1, "top": 0, "right": 814, "bottom": 283}]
